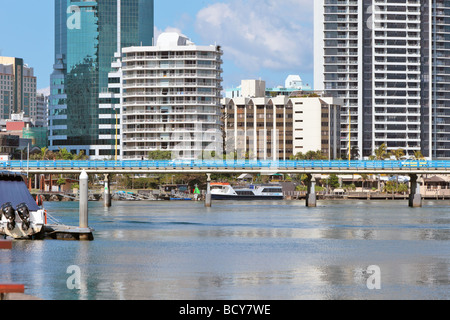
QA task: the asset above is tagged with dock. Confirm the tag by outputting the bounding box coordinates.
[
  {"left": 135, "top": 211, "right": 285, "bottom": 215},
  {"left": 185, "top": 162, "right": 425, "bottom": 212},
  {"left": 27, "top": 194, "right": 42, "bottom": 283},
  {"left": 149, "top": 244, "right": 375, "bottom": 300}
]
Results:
[{"left": 42, "top": 224, "right": 94, "bottom": 241}]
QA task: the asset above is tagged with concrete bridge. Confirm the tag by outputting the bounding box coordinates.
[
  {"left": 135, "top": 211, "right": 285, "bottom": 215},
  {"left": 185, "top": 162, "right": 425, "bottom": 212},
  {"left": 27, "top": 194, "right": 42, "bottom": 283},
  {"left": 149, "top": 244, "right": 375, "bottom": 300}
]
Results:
[
  {"left": 2, "top": 159, "right": 450, "bottom": 175},
  {"left": 2, "top": 160, "right": 450, "bottom": 208}
]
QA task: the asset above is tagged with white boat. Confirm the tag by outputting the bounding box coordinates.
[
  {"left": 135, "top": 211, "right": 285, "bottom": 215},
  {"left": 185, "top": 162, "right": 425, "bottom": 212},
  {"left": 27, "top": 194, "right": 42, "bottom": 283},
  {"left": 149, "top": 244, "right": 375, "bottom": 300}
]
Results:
[
  {"left": 0, "top": 172, "right": 45, "bottom": 239},
  {"left": 210, "top": 183, "right": 284, "bottom": 200}
]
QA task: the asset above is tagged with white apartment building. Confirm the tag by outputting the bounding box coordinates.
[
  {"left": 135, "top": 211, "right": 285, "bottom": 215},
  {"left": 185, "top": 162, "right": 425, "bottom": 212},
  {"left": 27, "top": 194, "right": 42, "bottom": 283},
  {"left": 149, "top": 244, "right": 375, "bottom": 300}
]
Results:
[
  {"left": 96, "top": 52, "right": 123, "bottom": 159},
  {"left": 291, "top": 97, "right": 341, "bottom": 160},
  {"left": 97, "top": 32, "right": 224, "bottom": 160},
  {"left": 315, "top": 0, "right": 450, "bottom": 159}
]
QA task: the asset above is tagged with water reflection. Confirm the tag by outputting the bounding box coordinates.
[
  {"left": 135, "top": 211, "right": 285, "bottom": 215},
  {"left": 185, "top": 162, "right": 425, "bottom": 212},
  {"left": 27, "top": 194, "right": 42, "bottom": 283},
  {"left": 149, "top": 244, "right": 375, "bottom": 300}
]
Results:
[{"left": 0, "top": 200, "right": 448, "bottom": 300}]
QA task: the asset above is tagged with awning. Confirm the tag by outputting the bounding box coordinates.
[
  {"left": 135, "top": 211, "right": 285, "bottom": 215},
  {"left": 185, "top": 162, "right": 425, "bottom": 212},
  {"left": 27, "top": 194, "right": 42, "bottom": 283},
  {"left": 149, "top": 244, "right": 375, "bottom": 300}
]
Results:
[
  {"left": 0, "top": 172, "right": 40, "bottom": 211},
  {"left": 237, "top": 174, "right": 253, "bottom": 179}
]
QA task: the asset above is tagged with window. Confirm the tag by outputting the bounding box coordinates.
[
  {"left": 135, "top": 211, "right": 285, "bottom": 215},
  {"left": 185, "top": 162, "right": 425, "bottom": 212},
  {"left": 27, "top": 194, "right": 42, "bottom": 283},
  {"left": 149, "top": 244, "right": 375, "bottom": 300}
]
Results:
[
  {"left": 236, "top": 191, "right": 255, "bottom": 196},
  {"left": 262, "top": 188, "right": 282, "bottom": 193}
]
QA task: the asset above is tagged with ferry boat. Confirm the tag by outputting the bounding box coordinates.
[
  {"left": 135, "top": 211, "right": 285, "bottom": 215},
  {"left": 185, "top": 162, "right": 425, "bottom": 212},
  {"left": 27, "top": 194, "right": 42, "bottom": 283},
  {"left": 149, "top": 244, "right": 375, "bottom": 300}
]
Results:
[
  {"left": 210, "top": 183, "right": 284, "bottom": 200},
  {"left": 0, "top": 171, "right": 45, "bottom": 239}
]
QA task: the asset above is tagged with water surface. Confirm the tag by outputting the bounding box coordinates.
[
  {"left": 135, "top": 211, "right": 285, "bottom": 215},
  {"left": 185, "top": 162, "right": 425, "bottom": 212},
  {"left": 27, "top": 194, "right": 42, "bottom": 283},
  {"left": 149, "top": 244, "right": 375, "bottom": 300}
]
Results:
[{"left": 1, "top": 200, "right": 449, "bottom": 300}]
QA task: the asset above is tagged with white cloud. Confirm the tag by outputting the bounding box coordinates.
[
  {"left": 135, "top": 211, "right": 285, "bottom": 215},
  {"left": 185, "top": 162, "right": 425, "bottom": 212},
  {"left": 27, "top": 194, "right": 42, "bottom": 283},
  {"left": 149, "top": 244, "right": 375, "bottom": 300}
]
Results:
[{"left": 195, "top": 0, "right": 314, "bottom": 74}]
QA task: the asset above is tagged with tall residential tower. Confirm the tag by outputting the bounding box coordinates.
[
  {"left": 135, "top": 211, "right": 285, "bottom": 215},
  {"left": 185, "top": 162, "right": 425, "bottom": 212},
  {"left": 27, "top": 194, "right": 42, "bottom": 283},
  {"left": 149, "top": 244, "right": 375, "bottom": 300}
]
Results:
[
  {"left": 48, "top": 0, "right": 154, "bottom": 157},
  {"left": 120, "top": 33, "right": 224, "bottom": 160},
  {"left": 315, "top": 0, "right": 450, "bottom": 159}
]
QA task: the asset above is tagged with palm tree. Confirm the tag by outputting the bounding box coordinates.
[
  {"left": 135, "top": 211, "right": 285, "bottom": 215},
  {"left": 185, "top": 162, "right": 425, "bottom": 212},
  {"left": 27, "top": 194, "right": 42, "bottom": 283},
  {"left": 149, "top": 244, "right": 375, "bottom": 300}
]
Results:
[
  {"left": 57, "top": 148, "right": 74, "bottom": 160},
  {"left": 73, "top": 150, "right": 88, "bottom": 160},
  {"left": 40, "top": 147, "right": 48, "bottom": 160},
  {"left": 413, "top": 150, "right": 425, "bottom": 160},
  {"left": 349, "top": 146, "right": 360, "bottom": 160},
  {"left": 374, "top": 143, "right": 388, "bottom": 160},
  {"left": 30, "top": 147, "right": 49, "bottom": 160},
  {"left": 392, "top": 148, "right": 405, "bottom": 160},
  {"left": 360, "top": 174, "right": 368, "bottom": 192}
]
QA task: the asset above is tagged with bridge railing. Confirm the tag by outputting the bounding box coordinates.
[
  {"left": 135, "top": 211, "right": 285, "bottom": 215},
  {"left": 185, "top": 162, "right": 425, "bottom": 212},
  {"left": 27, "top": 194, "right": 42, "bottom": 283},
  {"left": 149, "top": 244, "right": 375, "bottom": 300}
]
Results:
[{"left": 1, "top": 160, "right": 450, "bottom": 170}]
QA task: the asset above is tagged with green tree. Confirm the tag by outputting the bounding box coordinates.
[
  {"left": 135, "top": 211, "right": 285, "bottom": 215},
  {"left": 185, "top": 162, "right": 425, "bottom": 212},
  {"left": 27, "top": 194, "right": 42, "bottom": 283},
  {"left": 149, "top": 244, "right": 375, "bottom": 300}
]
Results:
[
  {"left": 413, "top": 150, "right": 425, "bottom": 160},
  {"left": 56, "top": 148, "right": 74, "bottom": 160},
  {"left": 73, "top": 150, "right": 88, "bottom": 160},
  {"left": 326, "top": 174, "right": 340, "bottom": 189},
  {"left": 360, "top": 174, "right": 369, "bottom": 192},
  {"left": 56, "top": 178, "right": 66, "bottom": 186},
  {"left": 39, "top": 147, "right": 48, "bottom": 160},
  {"left": 148, "top": 150, "right": 172, "bottom": 160},
  {"left": 374, "top": 143, "right": 388, "bottom": 160},
  {"left": 349, "top": 146, "right": 360, "bottom": 160},
  {"left": 291, "top": 150, "right": 327, "bottom": 160},
  {"left": 384, "top": 181, "right": 408, "bottom": 194},
  {"left": 392, "top": 148, "right": 405, "bottom": 160}
]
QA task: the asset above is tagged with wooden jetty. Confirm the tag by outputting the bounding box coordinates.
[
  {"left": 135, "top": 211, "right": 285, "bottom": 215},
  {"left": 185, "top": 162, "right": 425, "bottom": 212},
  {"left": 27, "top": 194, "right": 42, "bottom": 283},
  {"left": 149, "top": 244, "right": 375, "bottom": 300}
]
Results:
[{"left": 42, "top": 224, "right": 94, "bottom": 241}]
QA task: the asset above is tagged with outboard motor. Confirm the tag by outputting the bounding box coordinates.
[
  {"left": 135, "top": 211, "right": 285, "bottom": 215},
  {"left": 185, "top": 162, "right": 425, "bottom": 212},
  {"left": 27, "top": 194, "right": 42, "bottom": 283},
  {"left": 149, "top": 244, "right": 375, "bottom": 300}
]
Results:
[
  {"left": 16, "top": 203, "right": 31, "bottom": 231},
  {"left": 1, "top": 202, "right": 16, "bottom": 231}
]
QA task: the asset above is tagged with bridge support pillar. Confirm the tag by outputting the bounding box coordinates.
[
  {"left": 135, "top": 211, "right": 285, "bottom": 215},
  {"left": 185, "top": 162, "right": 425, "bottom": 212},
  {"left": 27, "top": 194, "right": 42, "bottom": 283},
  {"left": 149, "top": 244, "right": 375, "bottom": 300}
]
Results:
[
  {"left": 306, "top": 174, "right": 317, "bottom": 208},
  {"left": 409, "top": 174, "right": 422, "bottom": 208},
  {"left": 104, "top": 174, "right": 112, "bottom": 208},
  {"left": 79, "top": 170, "right": 90, "bottom": 240},
  {"left": 205, "top": 173, "right": 212, "bottom": 208}
]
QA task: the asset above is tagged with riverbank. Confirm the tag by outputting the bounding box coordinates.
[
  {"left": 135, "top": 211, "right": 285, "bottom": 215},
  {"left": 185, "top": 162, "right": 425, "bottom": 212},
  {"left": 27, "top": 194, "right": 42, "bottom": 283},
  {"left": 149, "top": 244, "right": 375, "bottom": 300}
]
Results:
[{"left": 29, "top": 190, "right": 450, "bottom": 202}]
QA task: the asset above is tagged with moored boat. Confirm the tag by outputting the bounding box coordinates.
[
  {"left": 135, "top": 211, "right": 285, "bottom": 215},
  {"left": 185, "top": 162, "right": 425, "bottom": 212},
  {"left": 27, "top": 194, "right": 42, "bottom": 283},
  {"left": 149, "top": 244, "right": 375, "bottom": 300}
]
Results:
[
  {"left": 210, "top": 183, "right": 284, "bottom": 200},
  {"left": 0, "top": 171, "right": 45, "bottom": 239}
]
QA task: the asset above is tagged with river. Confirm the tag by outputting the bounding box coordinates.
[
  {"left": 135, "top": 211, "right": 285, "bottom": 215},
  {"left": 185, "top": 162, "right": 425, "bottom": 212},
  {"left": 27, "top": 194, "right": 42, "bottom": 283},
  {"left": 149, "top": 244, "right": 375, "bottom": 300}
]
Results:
[{"left": 1, "top": 200, "right": 449, "bottom": 300}]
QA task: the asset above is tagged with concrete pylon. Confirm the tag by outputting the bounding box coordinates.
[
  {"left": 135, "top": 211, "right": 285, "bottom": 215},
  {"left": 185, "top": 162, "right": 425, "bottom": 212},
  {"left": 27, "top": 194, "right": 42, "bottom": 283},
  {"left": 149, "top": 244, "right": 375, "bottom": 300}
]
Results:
[
  {"left": 79, "top": 170, "right": 89, "bottom": 229},
  {"left": 306, "top": 174, "right": 317, "bottom": 207},
  {"left": 205, "top": 173, "right": 212, "bottom": 208},
  {"left": 409, "top": 174, "right": 422, "bottom": 208},
  {"left": 104, "top": 174, "right": 112, "bottom": 207}
]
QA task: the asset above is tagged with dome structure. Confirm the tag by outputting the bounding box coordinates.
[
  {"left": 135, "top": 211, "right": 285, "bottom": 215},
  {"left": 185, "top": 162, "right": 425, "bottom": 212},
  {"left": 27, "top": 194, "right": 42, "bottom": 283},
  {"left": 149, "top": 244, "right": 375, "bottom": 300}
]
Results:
[
  {"left": 285, "top": 75, "right": 304, "bottom": 89},
  {"left": 156, "top": 32, "right": 194, "bottom": 47}
]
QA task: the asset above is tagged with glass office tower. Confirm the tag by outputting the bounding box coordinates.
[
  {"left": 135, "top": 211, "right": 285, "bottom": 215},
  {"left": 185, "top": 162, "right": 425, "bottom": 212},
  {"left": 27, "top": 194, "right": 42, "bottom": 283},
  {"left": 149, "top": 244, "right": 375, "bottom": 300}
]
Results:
[{"left": 49, "top": 0, "right": 154, "bottom": 156}]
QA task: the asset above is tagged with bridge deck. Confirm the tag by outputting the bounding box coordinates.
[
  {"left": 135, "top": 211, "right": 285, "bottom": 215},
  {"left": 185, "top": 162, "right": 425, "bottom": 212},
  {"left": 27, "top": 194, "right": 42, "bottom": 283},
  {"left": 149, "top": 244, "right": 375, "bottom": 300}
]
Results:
[{"left": 1, "top": 160, "right": 450, "bottom": 174}]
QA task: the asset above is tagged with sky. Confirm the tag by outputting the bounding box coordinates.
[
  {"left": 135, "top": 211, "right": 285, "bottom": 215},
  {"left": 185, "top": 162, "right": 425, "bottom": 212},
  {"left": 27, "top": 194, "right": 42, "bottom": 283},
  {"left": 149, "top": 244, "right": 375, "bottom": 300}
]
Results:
[{"left": 0, "top": 0, "right": 314, "bottom": 91}]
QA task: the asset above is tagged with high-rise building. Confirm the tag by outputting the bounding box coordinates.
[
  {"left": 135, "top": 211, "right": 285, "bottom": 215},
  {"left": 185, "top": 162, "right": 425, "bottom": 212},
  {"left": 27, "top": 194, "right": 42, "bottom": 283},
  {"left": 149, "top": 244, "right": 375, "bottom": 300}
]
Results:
[
  {"left": 36, "top": 92, "right": 49, "bottom": 128},
  {"left": 314, "top": 0, "right": 450, "bottom": 159},
  {"left": 48, "top": 0, "right": 154, "bottom": 157},
  {"left": 0, "top": 57, "right": 37, "bottom": 122},
  {"left": 222, "top": 79, "right": 341, "bottom": 161},
  {"left": 120, "top": 33, "right": 223, "bottom": 160},
  {"left": 96, "top": 32, "right": 224, "bottom": 160},
  {"left": 431, "top": 0, "right": 450, "bottom": 159}
]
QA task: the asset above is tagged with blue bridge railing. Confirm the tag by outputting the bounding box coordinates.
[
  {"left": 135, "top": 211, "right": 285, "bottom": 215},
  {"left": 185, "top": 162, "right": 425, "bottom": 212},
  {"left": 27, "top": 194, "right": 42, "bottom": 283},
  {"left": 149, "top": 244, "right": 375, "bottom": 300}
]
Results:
[{"left": 0, "top": 160, "right": 450, "bottom": 170}]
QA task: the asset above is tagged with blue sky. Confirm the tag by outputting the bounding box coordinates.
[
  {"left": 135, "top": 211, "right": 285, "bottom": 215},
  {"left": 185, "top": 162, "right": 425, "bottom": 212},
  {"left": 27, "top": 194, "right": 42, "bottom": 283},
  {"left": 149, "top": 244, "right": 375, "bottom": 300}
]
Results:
[{"left": 0, "top": 0, "right": 314, "bottom": 91}]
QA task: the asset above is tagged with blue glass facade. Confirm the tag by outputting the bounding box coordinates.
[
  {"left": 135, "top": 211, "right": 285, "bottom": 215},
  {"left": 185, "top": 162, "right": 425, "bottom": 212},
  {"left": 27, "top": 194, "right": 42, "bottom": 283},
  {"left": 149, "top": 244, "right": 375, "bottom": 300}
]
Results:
[{"left": 49, "top": 0, "right": 154, "bottom": 154}]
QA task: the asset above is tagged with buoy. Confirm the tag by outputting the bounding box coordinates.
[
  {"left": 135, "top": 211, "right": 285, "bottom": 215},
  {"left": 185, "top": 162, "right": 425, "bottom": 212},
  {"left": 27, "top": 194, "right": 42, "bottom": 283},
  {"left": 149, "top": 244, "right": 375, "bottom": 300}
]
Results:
[{"left": 36, "top": 195, "right": 44, "bottom": 207}]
